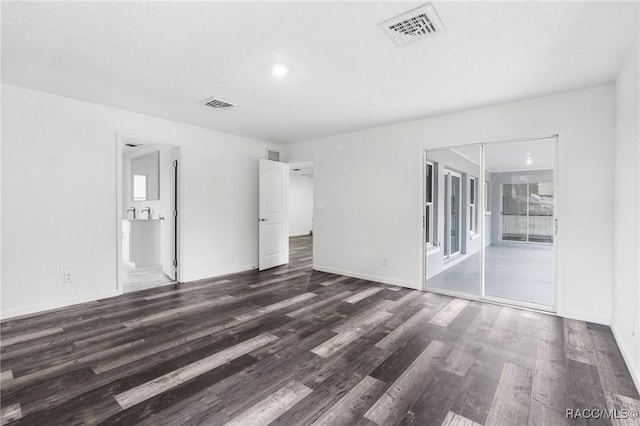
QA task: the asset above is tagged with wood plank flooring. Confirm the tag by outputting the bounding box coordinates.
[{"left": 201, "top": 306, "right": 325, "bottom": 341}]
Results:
[{"left": 1, "top": 236, "right": 639, "bottom": 425}]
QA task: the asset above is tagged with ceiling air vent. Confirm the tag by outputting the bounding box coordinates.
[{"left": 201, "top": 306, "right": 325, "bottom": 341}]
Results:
[
  {"left": 200, "top": 96, "right": 235, "bottom": 109},
  {"left": 379, "top": 3, "right": 445, "bottom": 46}
]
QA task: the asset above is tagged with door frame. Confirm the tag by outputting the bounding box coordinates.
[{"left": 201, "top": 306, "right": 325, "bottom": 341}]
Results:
[
  {"left": 287, "top": 157, "right": 316, "bottom": 270},
  {"left": 116, "top": 132, "right": 183, "bottom": 294},
  {"left": 420, "top": 133, "right": 561, "bottom": 314}
]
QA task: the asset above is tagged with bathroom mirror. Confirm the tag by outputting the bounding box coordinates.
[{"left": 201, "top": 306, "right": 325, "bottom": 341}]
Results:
[{"left": 131, "top": 151, "right": 160, "bottom": 201}]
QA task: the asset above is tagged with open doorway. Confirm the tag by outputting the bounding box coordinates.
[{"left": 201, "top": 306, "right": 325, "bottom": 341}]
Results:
[
  {"left": 288, "top": 161, "right": 314, "bottom": 269},
  {"left": 117, "top": 135, "right": 180, "bottom": 293}
]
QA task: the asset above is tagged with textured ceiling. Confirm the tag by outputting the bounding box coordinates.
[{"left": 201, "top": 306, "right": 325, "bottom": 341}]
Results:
[{"left": 2, "top": 1, "right": 638, "bottom": 144}]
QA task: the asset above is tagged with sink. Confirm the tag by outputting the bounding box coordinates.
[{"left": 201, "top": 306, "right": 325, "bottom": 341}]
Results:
[{"left": 122, "top": 219, "right": 161, "bottom": 268}]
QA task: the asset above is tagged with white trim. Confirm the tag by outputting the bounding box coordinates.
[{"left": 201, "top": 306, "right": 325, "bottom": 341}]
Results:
[
  {"left": 486, "top": 166, "right": 554, "bottom": 174},
  {"left": 484, "top": 295, "right": 554, "bottom": 312},
  {"left": 426, "top": 246, "right": 441, "bottom": 256},
  {"left": 450, "top": 148, "right": 485, "bottom": 169},
  {"left": 423, "top": 286, "right": 482, "bottom": 301},
  {"left": 185, "top": 264, "right": 258, "bottom": 283},
  {"left": 314, "top": 265, "right": 417, "bottom": 290},
  {"left": 562, "top": 310, "right": 610, "bottom": 326},
  {"left": 480, "top": 144, "right": 486, "bottom": 304},
  {"left": 0, "top": 290, "right": 119, "bottom": 320},
  {"left": 611, "top": 321, "right": 640, "bottom": 393}
]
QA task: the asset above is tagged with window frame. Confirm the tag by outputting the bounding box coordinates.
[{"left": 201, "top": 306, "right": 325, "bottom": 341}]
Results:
[
  {"left": 425, "top": 162, "right": 435, "bottom": 249},
  {"left": 469, "top": 176, "right": 478, "bottom": 235},
  {"left": 484, "top": 181, "right": 491, "bottom": 214}
]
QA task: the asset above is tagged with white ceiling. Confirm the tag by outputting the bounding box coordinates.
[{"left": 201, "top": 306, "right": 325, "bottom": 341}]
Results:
[{"left": 2, "top": 2, "right": 638, "bottom": 144}]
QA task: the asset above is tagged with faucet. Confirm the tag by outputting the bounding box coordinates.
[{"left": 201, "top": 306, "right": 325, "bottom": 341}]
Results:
[
  {"left": 126, "top": 207, "right": 136, "bottom": 219},
  {"left": 141, "top": 207, "right": 152, "bottom": 219}
]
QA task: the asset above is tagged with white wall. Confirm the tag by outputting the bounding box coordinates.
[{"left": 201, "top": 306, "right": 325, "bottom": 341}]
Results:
[
  {"left": 288, "top": 84, "right": 615, "bottom": 325},
  {"left": 1, "top": 84, "right": 283, "bottom": 318},
  {"left": 612, "top": 36, "right": 640, "bottom": 390},
  {"left": 289, "top": 175, "right": 314, "bottom": 237}
]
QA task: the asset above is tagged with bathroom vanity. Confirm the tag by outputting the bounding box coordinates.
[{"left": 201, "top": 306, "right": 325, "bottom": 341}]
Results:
[{"left": 122, "top": 219, "right": 161, "bottom": 268}]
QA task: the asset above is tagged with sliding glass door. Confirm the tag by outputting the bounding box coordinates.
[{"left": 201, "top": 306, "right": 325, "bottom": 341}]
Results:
[
  {"left": 485, "top": 139, "right": 555, "bottom": 308},
  {"left": 424, "top": 137, "right": 556, "bottom": 311}
]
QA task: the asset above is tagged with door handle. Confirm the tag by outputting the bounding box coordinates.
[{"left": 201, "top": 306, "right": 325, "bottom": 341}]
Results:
[{"left": 259, "top": 218, "right": 268, "bottom": 222}]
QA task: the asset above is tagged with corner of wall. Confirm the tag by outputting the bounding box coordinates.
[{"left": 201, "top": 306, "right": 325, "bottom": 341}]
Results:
[{"left": 611, "top": 320, "right": 640, "bottom": 393}]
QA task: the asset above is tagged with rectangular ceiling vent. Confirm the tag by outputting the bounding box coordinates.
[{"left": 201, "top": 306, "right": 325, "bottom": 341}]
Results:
[
  {"left": 379, "top": 3, "right": 445, "bottom": 46},
  {"left": 200, "top": 96, "right": 235, "bottom": 109}
]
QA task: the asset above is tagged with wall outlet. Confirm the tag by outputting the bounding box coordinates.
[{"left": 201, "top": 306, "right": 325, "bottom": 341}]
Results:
[
  {"left": 231, "top": 250, "right": 237, "bottom": 259},
  {"left": 63, "top": 272, "right": 72, "bottom": 284},
  {"left": 382, "top": 258, "right": 388, "bottom": 267}
]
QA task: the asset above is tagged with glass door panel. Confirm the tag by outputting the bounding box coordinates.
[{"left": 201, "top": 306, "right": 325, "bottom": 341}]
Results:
[
  {"left": 484, "top": 138, "right": 555, "bottom": 308},
  {"left": 425, "top": 146, "right": 482, "bottom": 298},
  {"left": 502, "top": 183, "right": 528, "bottom": 242},
  {"left": 528, "top": 183, "right": 554, "bottom": 243}
]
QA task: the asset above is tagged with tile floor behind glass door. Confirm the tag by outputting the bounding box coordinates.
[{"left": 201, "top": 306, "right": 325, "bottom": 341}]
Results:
[{"left": 426, "top": 245, "right": 553, "bottom": 307}]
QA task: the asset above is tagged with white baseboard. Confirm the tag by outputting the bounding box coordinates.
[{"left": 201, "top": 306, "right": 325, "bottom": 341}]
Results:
[
  {"left": 561, "top": 310, "right": 610, "bottom": 326},
  {"left": 313, "top": 265, "right": 418, "bottom": 290},
  {"left": 183, "top": 264, "right": 257, "bottom": 283},
  {"left": 0, "top": 290, "right": 120, "bottom": 320},
  {"left": 611, "top": 321, "right": 640, "bottom": 393}
]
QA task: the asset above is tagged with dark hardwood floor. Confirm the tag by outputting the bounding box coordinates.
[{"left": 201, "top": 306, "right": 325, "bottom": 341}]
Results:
[{"left": 1, "top": 235, "right": 639, "bottom": 425}]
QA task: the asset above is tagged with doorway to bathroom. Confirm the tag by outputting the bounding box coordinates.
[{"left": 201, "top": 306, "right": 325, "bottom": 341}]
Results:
[{"left": 116, "top": 134, "right": 181, "bottom": 294}]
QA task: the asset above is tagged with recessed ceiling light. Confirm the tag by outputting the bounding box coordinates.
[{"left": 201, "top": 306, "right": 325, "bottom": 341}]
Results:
[{"left": 271, "top": 63, "right": 289, "bottom": 77}]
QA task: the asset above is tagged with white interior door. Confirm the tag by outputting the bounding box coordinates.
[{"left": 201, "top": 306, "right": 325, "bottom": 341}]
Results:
[{"left": 259, "top": 159, "right": 289, "bottom": 270}]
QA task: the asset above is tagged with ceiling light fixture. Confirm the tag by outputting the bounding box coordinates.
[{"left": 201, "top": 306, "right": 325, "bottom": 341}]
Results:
[{"left": 271, "top": 63, "right": 289, "bottom": 77}]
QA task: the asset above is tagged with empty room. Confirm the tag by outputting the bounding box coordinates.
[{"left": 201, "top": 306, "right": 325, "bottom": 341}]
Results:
[{"left": 1, "top": 1, "right": 639, "bottom": 425}]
